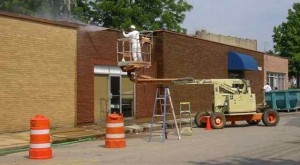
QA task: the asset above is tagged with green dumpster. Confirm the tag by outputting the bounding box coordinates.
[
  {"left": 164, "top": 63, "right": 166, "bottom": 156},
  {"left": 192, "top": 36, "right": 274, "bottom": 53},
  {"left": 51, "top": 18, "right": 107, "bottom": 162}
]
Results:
[{"left": 265, "top": 89, "right": 300, "bottom": 112}]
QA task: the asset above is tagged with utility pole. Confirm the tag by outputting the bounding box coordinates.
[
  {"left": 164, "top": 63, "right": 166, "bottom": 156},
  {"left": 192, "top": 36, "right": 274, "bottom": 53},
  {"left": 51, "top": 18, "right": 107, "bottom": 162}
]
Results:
[
  {"left": 65, "top": 0, "right": 75, "bottom": 16},
  {"left": 67, "top": 0, "right": 71, "bottom": 12}
]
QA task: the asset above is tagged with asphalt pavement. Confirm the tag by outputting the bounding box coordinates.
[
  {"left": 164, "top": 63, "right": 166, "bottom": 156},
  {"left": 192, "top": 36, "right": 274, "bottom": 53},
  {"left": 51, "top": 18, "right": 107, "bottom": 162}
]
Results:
[
  {"left": 1, "top": 111, "right": 298, "bottom": 156},
  {"left": 1, "top": 112, "right": 300, "bottom": 165}
]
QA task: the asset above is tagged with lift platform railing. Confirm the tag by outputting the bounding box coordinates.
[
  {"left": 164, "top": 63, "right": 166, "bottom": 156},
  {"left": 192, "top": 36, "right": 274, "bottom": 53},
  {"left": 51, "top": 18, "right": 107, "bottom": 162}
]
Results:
[{"left": 117, "top": 31, "right": 153, "bottom": 72}]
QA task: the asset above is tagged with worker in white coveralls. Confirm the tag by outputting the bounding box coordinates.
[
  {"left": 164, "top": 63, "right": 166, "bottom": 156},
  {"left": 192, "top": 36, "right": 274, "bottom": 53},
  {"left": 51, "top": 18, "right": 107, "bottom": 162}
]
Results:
[
  {"left": 123, "top": 25, "right": 142, "bottom": 62},
  {"left": 263, "top": 82, "right": 272, "bottom": 92}
]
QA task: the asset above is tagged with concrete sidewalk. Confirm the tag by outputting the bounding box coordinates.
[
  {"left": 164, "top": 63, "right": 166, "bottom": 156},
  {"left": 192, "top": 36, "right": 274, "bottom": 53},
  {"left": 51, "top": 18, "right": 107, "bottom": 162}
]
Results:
[{"left": 0, "top": 118, "right": 193, "bottom": 154}]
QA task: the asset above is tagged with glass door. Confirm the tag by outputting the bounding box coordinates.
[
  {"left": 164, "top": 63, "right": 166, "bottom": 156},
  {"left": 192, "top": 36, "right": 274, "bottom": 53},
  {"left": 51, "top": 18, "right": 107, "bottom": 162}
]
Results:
[
  {"left": 109, "top": 75, "right": 121, "bottom": 114},
  {"left": 121, "top": 76, "right": 134, "bottom": 117},
  {"left": 109, "top": 75, "right": 134, "bottom": 117}
]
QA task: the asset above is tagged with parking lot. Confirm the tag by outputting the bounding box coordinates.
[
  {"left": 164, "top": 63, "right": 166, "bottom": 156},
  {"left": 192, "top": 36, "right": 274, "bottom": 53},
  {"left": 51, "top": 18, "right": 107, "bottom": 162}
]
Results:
[{"left": 1, "top": 112, "right": 300, "bottom": 165}]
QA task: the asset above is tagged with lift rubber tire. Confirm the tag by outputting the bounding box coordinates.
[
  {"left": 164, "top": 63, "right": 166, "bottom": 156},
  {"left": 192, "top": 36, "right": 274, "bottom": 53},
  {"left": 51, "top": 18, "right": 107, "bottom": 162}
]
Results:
[
  {"left": 194, "top": 112, "right": 208, "bottom": 128},
  {"left": 262, "top": 109, "right": 280, "bottom": 126},
  {"left": 210, "top": 112, "right": 226, "bottom": 129},
  {"left": 246, "top": 120, "right": 261, "bottom": 125}
]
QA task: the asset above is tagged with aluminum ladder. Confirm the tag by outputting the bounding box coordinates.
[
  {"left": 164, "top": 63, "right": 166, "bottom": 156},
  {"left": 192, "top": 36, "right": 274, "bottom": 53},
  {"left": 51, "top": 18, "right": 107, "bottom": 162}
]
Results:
[
  {"left": 149, "top": 86, "right": 181, "bottom": 142},
  {"left": 179, "top": 102, "right": 193, "bottom": 135}
]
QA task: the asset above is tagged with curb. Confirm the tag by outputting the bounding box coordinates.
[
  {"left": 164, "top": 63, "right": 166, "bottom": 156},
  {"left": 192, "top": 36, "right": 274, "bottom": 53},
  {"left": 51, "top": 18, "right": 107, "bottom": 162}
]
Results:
[{"left": 0, "top": 118, "right": 193, "bottom": 154}]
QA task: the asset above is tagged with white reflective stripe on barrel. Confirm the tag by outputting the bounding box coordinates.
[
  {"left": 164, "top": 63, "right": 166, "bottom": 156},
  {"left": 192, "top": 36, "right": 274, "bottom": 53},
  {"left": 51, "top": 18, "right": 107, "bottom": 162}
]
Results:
[
  {"left": 30, "top": 129, "right": 50, "bottom": 135},
  {"left": 106, "top": 134, "right": 125, "bottom": 138},
  {"left": 106, "top": 123, "right": 124, "bottom": 127},
  {"left": 30, "top": 143, "right": 51, "bottom": 148}
]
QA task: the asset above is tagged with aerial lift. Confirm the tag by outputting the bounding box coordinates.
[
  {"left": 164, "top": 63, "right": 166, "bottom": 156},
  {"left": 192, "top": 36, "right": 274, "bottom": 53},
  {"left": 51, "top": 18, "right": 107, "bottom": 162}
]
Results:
[
  {"left": 117, "top": 31, "right": 280, "bottom": 130},
  {"left": 173, "top": 78, "right": 280, "bottom": 129}
]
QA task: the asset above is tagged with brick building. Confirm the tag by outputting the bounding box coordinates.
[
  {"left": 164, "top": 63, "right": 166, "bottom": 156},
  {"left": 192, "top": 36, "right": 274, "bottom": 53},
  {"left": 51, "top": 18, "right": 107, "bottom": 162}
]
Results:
[
  {"left": 86, "top": 29, "right": 287, "bottom": 122},
  {"left": 0, "top": 12, "right": 77, "bottom": 133},
  {"left": 194, "top": 29, "right": 289, "bottom": 91},
  {"left": 154, "top": 31, "right": 265, "bottom": 115},
  {"left": 0, "top": 12, "right": 288, "bottom": 133}
]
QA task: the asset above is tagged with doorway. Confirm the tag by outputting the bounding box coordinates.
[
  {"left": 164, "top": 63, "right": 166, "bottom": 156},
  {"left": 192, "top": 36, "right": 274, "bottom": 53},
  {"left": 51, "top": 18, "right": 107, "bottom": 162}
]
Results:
[
  {"left": 121, "top": 76, "right": 134, "bottom": 117},
  {"left": 94, "top": 66, "right": 134, "bottom": 122},
  {"left": 109, "top": 75, "right": 121, "bottom": 114},
  {"left": 94, "top": 71, "right": 134, "bottom": 123},
  {"left": 109, "top": 75, "right": 134, "bottom": 118}
]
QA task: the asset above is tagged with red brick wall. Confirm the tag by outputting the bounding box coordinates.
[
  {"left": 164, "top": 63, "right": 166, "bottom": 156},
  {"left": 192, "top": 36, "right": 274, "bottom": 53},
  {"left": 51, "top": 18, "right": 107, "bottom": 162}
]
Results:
[
  {"left": 156, "top": 31, "right": 265, "bottom": 113},
  {"left": 135, "top": 69, "right": 157, "bottom": 117},
  {"left": 77, "top": 28, "right": 120, "bottom": 124},
  {"left": 77, "top": 28, "right": 95, "bottom": 124},
  {"left": 77, "top": 28, "right": 157, "bottom": 122},
  {"left": 135, "top": 34, "right": 159, "bottom": 117}
]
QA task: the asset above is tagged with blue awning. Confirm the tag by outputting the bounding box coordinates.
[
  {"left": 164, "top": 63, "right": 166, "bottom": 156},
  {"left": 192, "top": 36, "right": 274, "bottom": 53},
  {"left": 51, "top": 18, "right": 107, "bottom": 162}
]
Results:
[{"left": 228, "top": 52, "right": 259, "bottom": 71}]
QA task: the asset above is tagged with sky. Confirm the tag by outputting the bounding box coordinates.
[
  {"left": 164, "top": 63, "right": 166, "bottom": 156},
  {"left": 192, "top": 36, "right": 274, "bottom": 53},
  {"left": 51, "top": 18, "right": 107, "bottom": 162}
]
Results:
[{"left": 182, "top": 0, "right": 299, "bottom": 52}]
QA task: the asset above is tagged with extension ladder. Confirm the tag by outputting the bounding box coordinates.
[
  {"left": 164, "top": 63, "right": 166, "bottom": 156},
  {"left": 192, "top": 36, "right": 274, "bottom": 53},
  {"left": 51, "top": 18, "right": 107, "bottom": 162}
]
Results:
[{"left": 149, "top": 86, "right": 181, "bottom": 142}]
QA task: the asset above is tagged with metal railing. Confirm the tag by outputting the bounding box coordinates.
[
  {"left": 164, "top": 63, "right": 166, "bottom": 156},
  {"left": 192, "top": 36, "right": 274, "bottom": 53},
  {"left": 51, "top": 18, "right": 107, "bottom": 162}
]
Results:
[{"left": 117, "top": 31, "right": 153, "bottom": 68}]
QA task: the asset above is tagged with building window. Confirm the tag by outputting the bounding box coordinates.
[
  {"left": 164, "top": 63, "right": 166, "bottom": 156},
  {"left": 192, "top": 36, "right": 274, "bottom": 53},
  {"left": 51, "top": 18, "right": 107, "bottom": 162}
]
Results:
[{"left": 266, "top": 72, "right": 285, "bottom": 90}]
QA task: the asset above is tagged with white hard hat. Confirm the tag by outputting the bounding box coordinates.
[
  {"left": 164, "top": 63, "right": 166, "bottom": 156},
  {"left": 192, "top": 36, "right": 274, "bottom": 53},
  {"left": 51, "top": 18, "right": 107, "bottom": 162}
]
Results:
[{"left": 130, "top": 25, "right": 136, "bottom": 29}]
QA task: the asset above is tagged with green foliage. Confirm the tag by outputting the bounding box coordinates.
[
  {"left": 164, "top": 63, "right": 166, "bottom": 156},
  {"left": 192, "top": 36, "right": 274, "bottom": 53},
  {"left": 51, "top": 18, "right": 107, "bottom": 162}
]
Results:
[
  {"left": 0, "top": 0, "right": 70, "bottom": 19},
  {"left": 0, "top": 0, "right": 42, "bottom": 15},
  {"left": 0, "top": 0, "right": 192, "bottom": 33},
  {"left": 34, "top": 0, "right": 70, "bottom": 19},
  {"left": 73, "top": 0, "right": 193, "bottom": 33},
  {"left": 273, "top": 2, "right": 300, "bottom": 75},
  {"left": 265, "top": 50, "right": 275, "bottom": 55},
  {"left": 71, "top": 0, "right": 91, "bottom": 23}
]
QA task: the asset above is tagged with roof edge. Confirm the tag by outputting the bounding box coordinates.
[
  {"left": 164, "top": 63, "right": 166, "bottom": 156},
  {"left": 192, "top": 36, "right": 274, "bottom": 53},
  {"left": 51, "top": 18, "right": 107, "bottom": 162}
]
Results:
[
  {"left": 0, "top": 11, "right": 79, "bottom": 29},
  {"left": 154, "top": 30, "right": 267, "bottom": 55}
]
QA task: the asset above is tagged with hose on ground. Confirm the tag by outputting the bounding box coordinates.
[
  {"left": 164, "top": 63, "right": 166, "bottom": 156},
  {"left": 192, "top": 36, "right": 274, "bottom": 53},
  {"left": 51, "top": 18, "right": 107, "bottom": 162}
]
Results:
[{"left": 0, "top": 137, "right": 96, "bottom": 155}]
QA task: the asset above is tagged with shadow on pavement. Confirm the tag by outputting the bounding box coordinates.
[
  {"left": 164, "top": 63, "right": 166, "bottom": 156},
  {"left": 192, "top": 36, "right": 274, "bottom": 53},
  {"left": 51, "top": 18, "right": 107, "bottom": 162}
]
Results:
[{"left": 188, "top": 156, "right": 298, "bottom": 165}]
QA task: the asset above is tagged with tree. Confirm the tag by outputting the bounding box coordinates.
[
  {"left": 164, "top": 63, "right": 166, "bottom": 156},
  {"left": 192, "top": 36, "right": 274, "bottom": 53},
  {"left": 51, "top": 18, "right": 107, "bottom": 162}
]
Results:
[
  {"left": 34, "top": 0, "right": 70, "bottom": 20},
  {"left": 0, "top": 0, "right": 42, "bottom": 15},
  {"left": 273, "top": 2, "right": 300, "bottom": 87},
  {"left": 0, "top": 0, "right": 74, "bottom": 20},
  {"left": 0, "top": 0, "right": 192, "bottom": 33},
  {"left": 74, "top": 0, "right": 193, "bottom": 33},
  {"left": 265, "top": 50, "right": 275, "bottom": 55},
  {"left": 71, "top": 0, "right": 92, "bottom": 23}
]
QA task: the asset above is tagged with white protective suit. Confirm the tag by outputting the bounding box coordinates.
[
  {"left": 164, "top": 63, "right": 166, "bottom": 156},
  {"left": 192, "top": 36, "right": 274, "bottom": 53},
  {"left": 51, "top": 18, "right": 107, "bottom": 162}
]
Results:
[
  {"left": 263, "top": 84, "right": 272, "bottom": 92},
  {"left": 123, "top": 30, "right": 142, "bottom": 61}
]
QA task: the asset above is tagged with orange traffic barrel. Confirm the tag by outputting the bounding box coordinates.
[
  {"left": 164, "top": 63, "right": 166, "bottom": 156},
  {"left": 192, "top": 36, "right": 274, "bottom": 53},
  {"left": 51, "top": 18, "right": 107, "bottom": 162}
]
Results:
[
  {"left": 29, "top": 115, "right": 52, "bottom": 159},
  {"left": 105, "top": 113, "right": 126, "bottom": 148}
]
